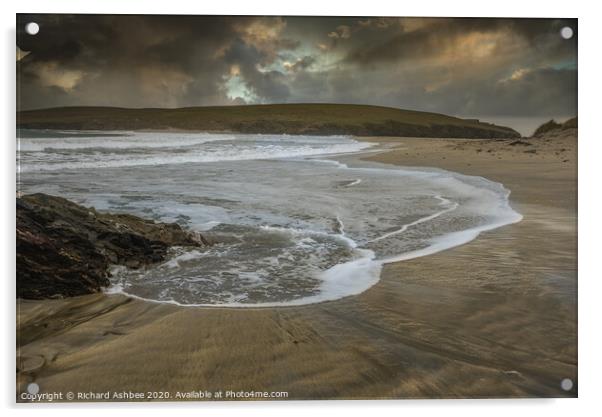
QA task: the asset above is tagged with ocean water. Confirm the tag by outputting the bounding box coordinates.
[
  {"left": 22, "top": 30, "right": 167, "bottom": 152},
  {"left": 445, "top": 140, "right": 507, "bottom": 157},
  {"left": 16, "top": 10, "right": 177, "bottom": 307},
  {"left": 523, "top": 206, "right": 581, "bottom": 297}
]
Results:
[{"left": 17, "top": 130, "right": 522, "bottom": 307}]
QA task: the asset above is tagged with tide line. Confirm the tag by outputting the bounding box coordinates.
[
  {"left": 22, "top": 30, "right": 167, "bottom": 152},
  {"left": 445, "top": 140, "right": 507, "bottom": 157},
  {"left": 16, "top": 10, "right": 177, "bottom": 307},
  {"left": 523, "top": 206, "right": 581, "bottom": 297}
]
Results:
[{"left": 367, "top": 195, "right": 459, "bottom": 244}]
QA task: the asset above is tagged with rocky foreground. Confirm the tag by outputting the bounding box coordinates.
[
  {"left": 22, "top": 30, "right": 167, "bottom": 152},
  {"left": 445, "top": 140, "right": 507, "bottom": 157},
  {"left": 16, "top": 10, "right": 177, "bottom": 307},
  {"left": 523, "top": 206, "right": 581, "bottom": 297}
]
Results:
[{"left": 17, "top": 193, "right": 208, "bottom": 299}]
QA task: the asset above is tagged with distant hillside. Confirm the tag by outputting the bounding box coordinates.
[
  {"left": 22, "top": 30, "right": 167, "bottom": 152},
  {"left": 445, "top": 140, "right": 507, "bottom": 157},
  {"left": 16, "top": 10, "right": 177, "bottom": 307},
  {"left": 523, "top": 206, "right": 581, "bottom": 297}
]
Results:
[
  {"left": 17, "top": 104, "right": 520, "bottom": 139},
  {"left": 533, "top": 117, "right": 578, "bottom": 137}
]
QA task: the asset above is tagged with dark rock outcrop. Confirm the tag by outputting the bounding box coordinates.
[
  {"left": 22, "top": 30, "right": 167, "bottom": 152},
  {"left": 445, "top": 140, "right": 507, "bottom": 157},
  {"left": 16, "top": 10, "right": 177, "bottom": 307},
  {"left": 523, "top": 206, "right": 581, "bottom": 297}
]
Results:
[{"left": 17, "top": 193, "right": 206, "bottom": 299}]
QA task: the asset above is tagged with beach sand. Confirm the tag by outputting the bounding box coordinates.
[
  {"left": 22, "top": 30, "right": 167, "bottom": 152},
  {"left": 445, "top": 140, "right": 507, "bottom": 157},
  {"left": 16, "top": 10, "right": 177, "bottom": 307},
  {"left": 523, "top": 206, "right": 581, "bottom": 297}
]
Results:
[{"left": 17, "top": 133, "right": 577, "bottom": 400}]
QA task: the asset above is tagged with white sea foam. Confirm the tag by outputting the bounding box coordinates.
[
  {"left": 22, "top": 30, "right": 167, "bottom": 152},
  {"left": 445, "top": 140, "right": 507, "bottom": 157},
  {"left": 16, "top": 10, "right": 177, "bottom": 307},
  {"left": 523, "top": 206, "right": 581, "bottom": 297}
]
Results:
[
  {"left": 18, "top": 131, "right": 233, "bottom": 152},
  {"left": 103, "top": 282, "right": 124, "bottom": 295},
  {"left": 368, "top": 196, "right": 459, "bottom": 243},
  {"left": 345, "top": 179, "right": 362, "bottom": 187},
  {"left": 18, "top": 132, "right": 373, "bottom": 172},
  {"left": 104, "top": 171, "right": 521, "bottom": 308},
  {"left": 161, "top": 249, "right": 206, "bottom": 269},
  {"left": 21, "top": 130, "right": 522, "bottom": 308}
]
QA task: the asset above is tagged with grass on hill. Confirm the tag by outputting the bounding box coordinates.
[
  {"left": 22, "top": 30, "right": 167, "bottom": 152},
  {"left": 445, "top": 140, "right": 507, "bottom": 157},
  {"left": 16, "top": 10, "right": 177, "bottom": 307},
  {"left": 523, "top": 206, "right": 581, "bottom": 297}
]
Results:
[
  {"left": 533, "top": 117, "right": 577, "bottom": 137},
  {"left": 17, "top": 103, "right": 520, "bottom": 139}
]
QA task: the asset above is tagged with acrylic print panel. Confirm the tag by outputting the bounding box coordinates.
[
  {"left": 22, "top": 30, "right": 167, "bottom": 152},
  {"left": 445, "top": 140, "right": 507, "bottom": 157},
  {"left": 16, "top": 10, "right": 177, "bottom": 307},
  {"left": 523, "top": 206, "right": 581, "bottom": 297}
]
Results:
[{"left": 16, "top": 14, "right": 577, "bottom": 402}]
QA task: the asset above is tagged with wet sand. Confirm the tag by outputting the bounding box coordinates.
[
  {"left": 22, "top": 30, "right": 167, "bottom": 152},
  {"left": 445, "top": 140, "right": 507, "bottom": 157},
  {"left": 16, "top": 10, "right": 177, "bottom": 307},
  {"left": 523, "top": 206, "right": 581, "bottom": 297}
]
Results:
[{"left": 17, "top": 133, "right": 577, "bottom": 401}]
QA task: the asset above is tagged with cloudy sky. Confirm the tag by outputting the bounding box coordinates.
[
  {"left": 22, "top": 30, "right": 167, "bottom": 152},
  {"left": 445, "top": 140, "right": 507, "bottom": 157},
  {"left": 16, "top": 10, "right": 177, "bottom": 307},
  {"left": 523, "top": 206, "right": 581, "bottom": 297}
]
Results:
[{"left": 17, "top": 15, "right": 577, "bottom": 134}]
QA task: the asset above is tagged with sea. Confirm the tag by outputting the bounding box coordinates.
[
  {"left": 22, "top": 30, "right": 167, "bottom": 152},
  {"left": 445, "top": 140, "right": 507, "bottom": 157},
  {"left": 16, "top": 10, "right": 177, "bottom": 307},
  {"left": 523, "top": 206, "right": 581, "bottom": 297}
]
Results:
[{"left": 17, "top": 130, "right": 522, "bottom": 307}]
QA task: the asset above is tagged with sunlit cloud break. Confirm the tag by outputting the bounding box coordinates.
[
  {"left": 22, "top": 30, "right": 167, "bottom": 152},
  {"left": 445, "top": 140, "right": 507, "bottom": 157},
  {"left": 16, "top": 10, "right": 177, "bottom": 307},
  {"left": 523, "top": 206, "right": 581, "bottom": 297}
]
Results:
[{"left": 17, "top": 15, "right": 576, "bottom": 127}]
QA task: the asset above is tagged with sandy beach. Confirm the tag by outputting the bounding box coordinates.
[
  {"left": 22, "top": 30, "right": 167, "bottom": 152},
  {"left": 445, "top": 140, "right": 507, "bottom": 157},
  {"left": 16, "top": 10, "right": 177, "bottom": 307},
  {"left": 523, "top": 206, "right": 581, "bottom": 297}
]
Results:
[{"left": 17, "top": 133, "right": 577, "bottom": 400}]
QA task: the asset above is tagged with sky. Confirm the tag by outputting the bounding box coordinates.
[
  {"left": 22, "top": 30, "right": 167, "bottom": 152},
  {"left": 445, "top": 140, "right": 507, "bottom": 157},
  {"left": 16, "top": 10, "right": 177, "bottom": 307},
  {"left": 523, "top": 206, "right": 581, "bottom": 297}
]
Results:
[{"left": 16, "top": 15, "right": 577, "bottom": 135}]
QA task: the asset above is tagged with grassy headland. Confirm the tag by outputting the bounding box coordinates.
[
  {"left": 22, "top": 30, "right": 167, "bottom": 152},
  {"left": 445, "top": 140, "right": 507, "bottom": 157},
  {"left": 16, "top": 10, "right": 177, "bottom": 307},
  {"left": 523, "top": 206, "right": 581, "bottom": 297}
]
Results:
[{"left": 17, "top": 103, "right": 520, "bottom": 138}]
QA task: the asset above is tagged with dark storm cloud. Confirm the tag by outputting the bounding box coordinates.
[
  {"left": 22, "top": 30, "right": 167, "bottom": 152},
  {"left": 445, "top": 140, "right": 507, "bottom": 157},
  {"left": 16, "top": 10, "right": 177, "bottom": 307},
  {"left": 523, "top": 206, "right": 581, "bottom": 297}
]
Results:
[
  {"left": 344, "top": 18, "right": 576, "bottom": 66},
  {"left": 375, "top": 67, "right": 577, "bottom": 117},
  {"left": 17, "top": 14, "right": 577, "bottom": 120},
  {"left": 18, "top": 15, "right": 239, "bottom": 108},
  {"left": 17, "top": 14, "right": 293, "bottom": 108}
]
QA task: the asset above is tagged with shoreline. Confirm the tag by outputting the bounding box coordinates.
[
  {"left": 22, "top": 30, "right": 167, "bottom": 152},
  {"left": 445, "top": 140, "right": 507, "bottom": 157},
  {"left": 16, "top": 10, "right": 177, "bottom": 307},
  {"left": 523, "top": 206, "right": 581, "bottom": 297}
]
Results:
[
  {"left": 17, "top": 134, "right": 577, "bottom": 400},
  {"left": 100, "top": 143, "right": 522, "bottom": 309}
]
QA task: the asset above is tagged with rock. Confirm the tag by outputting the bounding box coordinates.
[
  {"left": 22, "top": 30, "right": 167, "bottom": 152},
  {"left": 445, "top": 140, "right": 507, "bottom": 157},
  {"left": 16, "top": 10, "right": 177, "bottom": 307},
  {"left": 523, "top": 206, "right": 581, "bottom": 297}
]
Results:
[{"left": 17, "top": 193, "right": 205, "bottom": 300}]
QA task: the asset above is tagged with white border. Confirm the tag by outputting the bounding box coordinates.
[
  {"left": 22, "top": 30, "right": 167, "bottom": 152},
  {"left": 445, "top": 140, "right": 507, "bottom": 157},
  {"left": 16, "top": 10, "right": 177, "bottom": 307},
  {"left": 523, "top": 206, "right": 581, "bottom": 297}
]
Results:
[{"left": 2, "top": 1, "right": 599, "bottom": 416}]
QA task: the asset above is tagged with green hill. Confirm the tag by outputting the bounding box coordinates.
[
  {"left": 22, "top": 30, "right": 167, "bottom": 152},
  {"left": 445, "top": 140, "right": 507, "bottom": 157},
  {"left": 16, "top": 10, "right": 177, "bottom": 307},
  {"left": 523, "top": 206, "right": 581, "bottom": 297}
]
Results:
[{"left": 17, "top": 104, "right": 520, "bottom": 138}]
